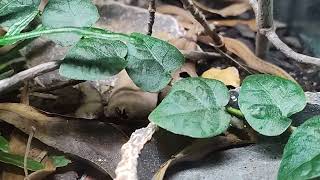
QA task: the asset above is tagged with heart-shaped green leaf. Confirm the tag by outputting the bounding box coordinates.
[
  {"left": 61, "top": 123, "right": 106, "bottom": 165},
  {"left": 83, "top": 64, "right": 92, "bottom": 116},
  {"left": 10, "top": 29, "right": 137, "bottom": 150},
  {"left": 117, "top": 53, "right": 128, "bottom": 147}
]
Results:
[
  {"left": 0, "top": 0, "right": 40, "bottom": 33},
  {"left": 149, "top": 77, "right": 231, "bottom": 138},
  {"left": 59, "top": 38, "right": 128, "bottom": 80},
  {"left": 278, "top": 116, "right": 320, "bottom": 180},
  {"left": 126, "top": 33, "right": 185, "bottom": 92},
  {"left": 238, "top": 74, "right": 306, "bottom": 136},
  {"left": 41, "top": 0, "right": 99, "bottom": 45}
]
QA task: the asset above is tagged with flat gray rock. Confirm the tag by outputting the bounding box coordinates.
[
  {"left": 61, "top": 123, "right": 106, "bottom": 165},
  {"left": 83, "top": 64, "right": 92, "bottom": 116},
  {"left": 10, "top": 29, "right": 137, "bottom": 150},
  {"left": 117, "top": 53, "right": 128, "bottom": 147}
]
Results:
[
  {"left": 167, "top": 143, "right": 283, "bottom": 180},
  {"left": 94, "top": 1, "right": 184, "bottom": 37}
]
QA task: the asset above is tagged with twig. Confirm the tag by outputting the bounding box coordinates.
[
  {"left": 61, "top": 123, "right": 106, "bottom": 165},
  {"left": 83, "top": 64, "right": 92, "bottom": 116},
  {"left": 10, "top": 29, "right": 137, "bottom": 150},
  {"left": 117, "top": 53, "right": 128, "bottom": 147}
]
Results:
[
  {"left": 181, "top": 50, "right": 221, "bottom": 61},
  {"left": 147, "top": 0, "right": 156, "bottom": 36},
  {"left": 255, "top": 0, "right": 273, "bottom": 58},
  {"left": 31, "top": 79, "right": 84, "bottom": 93},
  {"left": 24, "top": 126, "right": 36, "bottom": 179},
  {"left": 179, "top": 0, "right": 226, "bottom": 51},
  {"left": 0, "top": 61, "right": 60, "bottom": 93},
  {"left": 249, "top": 0, "right": 320, "bottom": 66},
  {"left": 115, "top": 123, "right": 158, "bottom": 180}
]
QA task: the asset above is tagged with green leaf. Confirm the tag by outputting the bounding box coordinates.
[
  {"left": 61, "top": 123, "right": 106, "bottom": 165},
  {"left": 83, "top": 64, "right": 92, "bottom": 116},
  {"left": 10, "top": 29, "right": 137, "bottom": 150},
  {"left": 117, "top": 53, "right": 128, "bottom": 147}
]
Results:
[
  {"left": 50, "top": 156, "right": 71, "bottom": 168},
  {"left": 278, "top": 116, "right": 320, "bottom": 180},
  {"left": 0, "top": 0, "right": 40, "bottom": 30},
  {"left": 238, "top": 74, "right": 306, "bottom": 136},
  {"left": 59, "top": 38, "right": 128, "bottom": 80},
  {"left": 0, "top": 151, "right": 44, "bottom": 171},
  {"left": 126, "top": 33, "right": 185, "bottom": 92},
  {"left": 0, "top": 135, "right": 9, "bottom": 152},
  {"left": 149, "top": 77, "right": 231, "bottom": 138},
  {"left": 5, "top": 10, "right": 39, "bottom": 36},
  {"left": 41, "top": 0, "right": 99, "bottom": 45}
]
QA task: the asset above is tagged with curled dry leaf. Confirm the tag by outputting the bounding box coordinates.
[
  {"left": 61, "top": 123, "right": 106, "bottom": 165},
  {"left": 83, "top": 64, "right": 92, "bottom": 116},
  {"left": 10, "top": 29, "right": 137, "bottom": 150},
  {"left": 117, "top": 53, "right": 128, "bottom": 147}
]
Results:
[
  {"left": 209, "top": 19, "right": 257, "bottom": 32},
  {"left": 202, "top": 67, "right": 241, "bottom": 87},
  {"left": 223, "top": 37, "right": 295, "bottom": 81},
  {"left": 193, "top": 1, "right": 251, "bottom": 17},
  {"left": 157, "top": 5, "right": 198, "bottom": 25},
  {"left": 198, "top": 36, "right": 295, "bottom": 81},
  {"left": 104, "top": 70, "right": 158, "bottom": 123},
  {"left": 75, "top": 83, "right": 103, "bottom": 119},
  {"left": 153, "top": 134, "right": 249, "bottom": 180},
  {"left": 0, "top": 103, "right": 128, "bottom": 178}
]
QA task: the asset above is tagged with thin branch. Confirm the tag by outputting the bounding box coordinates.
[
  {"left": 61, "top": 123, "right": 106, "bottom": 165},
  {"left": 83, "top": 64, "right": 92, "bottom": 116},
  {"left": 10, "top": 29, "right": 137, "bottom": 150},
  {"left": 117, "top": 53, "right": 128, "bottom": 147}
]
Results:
[
  {"left": 0, "top": 61, "right": 60, "bottom": 94},
  {"left": 255, "top": 0, "right": 273, "bottom": 58},
  {"left": 24, "top": 126, "right": 36, "bottom": 179},
  {"left": 115, "top": 123, "right": 158, "bottom": 180},
  {"left": 249, "top": 0, "right": 320, "bottom": 66},
  {"left": 179, "top": 0, "right": 226, "bottom": 51},
  {"left": 147, "top": 0, "right": 156, "bottom": 36},
  {"left": 181, "top": 50, "right": 221, "bottom": 61}
]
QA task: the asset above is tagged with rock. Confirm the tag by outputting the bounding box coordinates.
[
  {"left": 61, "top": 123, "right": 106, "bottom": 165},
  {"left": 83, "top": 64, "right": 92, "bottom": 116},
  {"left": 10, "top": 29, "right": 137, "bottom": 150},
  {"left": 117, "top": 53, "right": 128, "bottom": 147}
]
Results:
[
  {"left": 94, "top": 1, "right": 184, "bottom": 38},
  {"left": 166, "top": 143, "right": 283, "bottom": 180},
  {"left": 51, "top": 171, "right": 78, "bottom": 180}
]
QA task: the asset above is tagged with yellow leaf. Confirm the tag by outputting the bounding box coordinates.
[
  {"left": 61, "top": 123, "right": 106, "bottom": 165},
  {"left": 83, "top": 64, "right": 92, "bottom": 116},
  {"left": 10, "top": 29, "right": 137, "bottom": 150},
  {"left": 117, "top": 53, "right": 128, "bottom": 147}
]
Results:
[{"left": 201, "top": 67, "right": 240, "bottom": 87}]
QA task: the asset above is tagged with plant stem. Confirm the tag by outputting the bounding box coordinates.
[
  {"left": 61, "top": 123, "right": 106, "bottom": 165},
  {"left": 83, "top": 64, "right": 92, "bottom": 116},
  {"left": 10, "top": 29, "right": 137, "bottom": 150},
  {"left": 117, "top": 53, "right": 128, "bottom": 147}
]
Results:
[
  {"left": 226, "top": 106, "right": 244, "bottom": 118},
  {"left": 179, "top": 0, "right": 226, "bottom": 51},
  {"left": 0, "top": 27, "right": 130, "bottom": 46},
  {"left": 255, "top": 0, "right": 273, "bottom": 58},
  {"left": 147, "top": 0, "right": 156, "bottom": 36}
]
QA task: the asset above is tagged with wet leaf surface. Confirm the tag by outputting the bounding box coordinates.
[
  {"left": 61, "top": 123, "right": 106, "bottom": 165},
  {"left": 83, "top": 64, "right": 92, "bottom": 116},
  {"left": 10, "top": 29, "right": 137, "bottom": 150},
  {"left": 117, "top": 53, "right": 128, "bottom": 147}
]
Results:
[
  {"left": 59, "top": 38, "right": 128, "bottom": 80},
  {"left": 278, "top": 116, "right": 320, "bottom": 180},
  {"left": 149, "top": 77, "right": 231, "bottom": 138},
  {"left": 42, "top": 0, "right": 99, "bottom": 45},
  {"left": 239, "top": 74, "right": 306, "bottom": 136},
  {"left": 126, "top": 33, "right": 185, "bottom": 92}
]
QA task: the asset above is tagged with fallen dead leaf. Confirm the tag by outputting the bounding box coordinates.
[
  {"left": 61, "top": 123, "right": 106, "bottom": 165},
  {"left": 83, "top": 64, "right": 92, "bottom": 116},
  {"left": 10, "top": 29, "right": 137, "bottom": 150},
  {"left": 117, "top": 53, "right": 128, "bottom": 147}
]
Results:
[
  {"left": 202, "top": 67, "right": 241, "bottom": 87},
  {"left": 198, "top": 36, "right": 295, "bottom": 81},
  {"left": 105, "top": 70, "right": 158, "bottom": 123},
  {"left": 157, "top": 5, "right": 198, "bottom": 25},
  {"left": 209, "top": 19, "right": 257, "bottom": 32},
  {"left": 75, "top": 83, "right": 103, "bottom": 119},
  {"left": 223, "top": 37, "right": 295, "bottom": 81},
  {"left": 0, "top": 103, "right": 128, "bottom": 178},
  {"left": 193, "top": 1, "right": 251, "bottom": 17}
]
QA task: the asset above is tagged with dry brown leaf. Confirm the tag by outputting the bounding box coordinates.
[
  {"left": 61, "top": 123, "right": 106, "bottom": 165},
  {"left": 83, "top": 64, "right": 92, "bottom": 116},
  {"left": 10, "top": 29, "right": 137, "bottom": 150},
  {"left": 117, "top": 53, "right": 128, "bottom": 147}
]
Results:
[
  {"left": 193, "top": 1, "right": 251, "bottom": 17},
  {"left": 223, "top": 37, "right": 295, "bottom": 81},
  {"left": 0, "top": 103, "right": 128, "bottom": 178},
  {"left": 209, "top": 19, "right": 257, "bottom": 32},
  {"left": 157, "top": 5, "right": 198, "bottom": 25},
  {"left": 75, "top": 83, "right": 103, "bottom": 119},
  {"left": 197, "top": 36, "right": 295, "bottom": 81},
  {"left": 104, "top": 70, "right": 158, "bottom": 123},
  {"left": 202, "top": 67, "right": 241, "bottom": 87}
]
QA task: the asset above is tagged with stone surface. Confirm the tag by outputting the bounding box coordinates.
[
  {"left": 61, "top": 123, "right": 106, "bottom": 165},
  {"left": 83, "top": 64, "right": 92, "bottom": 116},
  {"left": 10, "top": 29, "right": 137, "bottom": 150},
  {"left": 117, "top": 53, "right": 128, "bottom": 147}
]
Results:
[
  {"left": 94, "top": 1, "right": 184, "bottom": 37},
  {"left": 167, "top": 143, "right": 284, "bottom": 180}
]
